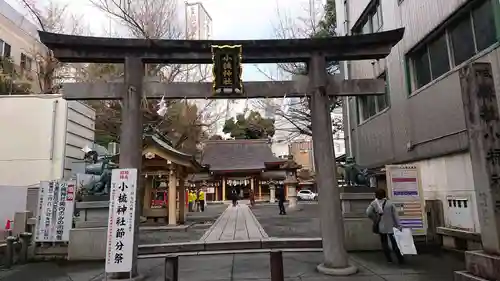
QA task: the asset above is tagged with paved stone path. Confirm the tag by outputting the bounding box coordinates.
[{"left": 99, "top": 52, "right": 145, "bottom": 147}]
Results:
[
  {"left": 0, "top": 202, "right": 464, "bottom": 280},
  {"left": 200, "top": 203, "right": 268, "bottom": 241}
]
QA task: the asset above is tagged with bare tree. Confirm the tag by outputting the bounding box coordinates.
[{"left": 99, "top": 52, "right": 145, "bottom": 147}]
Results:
[
  {"left": 18, "top": 0, "right": 89, "bottom": 93},
  {"left": 85, "top": 0, "right": 222, "bottom": 151},
  {"left": 253, "top": 0, "right": 340, "bottom": 139}
]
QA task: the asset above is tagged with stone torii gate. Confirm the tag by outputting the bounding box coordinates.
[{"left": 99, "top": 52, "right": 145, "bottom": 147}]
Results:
[{"left": 39, "top": 28, "right": 404, "bottom": 279}]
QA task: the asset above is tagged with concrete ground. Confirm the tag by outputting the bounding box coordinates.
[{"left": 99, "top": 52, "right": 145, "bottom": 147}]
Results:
[
  {"left": 0, "top": 251, "right": 464, "bottom": 281},
  {"left": 251, "top": 202, "right": 321, "bottom": 238},
  {"left": 0, "top": 202, "right": 466, "bottom": 281},
  {"left": 139, "top": 204, "right": 227, "bottom": 244}
]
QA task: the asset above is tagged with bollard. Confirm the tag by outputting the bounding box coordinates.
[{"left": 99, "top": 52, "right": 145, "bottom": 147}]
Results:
[
  {"left": 4, "top": 236, "right": 17, "bottom": 269},
  {"left": 19, "top": 232, "right": 32, "bottom": 264},
  {"left": 164, "top": 255, "right": 179, "bottom": 281},
  {"left": 270, "top": 250, "right": 284, "bottom": 281}
]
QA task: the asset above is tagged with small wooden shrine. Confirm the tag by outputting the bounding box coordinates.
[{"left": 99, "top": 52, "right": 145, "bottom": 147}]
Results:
[{"left": 113, "top": 130, "right": 203, "bottom": 225}]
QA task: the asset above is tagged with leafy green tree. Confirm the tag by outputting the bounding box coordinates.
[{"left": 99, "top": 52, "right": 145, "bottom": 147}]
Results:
[{"left": 223, "top": 111, "right": 275, "bottom": 140}]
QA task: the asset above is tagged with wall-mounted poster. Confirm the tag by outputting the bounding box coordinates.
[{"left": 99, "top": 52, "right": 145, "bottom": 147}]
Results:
[
  {"left": 35, "top": 180, "right": 76, "bottom": 242},
  {"left": 385, "top": 165, "right": 427, "bottom": 236}
]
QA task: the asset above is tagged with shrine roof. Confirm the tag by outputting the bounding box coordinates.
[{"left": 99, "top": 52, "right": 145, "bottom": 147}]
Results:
[
  {"left": 201, "top": 139, "right": 283, "bottom": 172},
  {"left": 37, "top": 28, "right": 405, "bottom": 63},
  {"left": 143, "top": 134, "right": 204, "bottom": 170}
]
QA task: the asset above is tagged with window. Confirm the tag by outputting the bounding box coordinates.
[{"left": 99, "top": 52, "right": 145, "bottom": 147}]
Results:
[
  {"left": 3, "top": 43, "right": 11, "bottom": 58},
  {"left": 0, "top": 39, "right": 11, "bottom": 58},
  {"left": 413, "top": 48, "right": 431, "bottom": 89},
  {"left": 357, "top": 71, "right": 389, "bottom": 123},
  {"left": 376, "top": 72, "right": 389, "bottom": 111},
  {"left": 20, "top": 53, "right": 32, "bottom": 71},
  {"left": 449, "top": 16, "right": 475, "bottom": 65},
  {"left": 407, "top": 0, "right": 498, "bottom": 91},
  {"left": 352, "top": 0, "right": 383, "bottom": 34},
  {"left": 428, "top": 33, "right": 450, "bottom": 79},
  {"left": 472, "top": 0, "right": 497, "bottom": 51}
]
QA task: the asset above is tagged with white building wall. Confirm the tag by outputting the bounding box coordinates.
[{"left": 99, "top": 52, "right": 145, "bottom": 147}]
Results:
[
  {"left": 0, "top": 95, "right": 95, "bottom": 186},
  {"left": 271, "top": 142, "right": 290, "bottom": 158},
  {"left": 337, "top": 0, "right": 496, "bottom": 234},
  {"left": 411, "top": 153, "right": 480, "bottom": 233}
]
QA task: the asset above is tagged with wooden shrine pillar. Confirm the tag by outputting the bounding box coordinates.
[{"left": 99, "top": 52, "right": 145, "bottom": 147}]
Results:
[
  {"left": 250, "top": 177, "right": 254, "bottom": 191},
  {"left": 178, "top": 169, "right": 187, "bottom": 224},
  {"left": 222, "top": 177, "right": 226, "bottom": 201},
  {"left": 168, "top": 168, "right": 178, "bottom": 225},
  {"left": 258, "top": 181, "right": 262, "bottom": 199},
  {"left": 310, "top": 54, "right": 357, "bottom": 275},
  {"left": 142, "top": 176, "right": 153, "bottom": 215}
]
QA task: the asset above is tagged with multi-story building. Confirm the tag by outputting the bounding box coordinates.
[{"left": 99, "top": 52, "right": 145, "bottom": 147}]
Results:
[
  {"left": 0, "top": 0, "right": 45, "bottom": 94},
  {"left": 337, "top": 0, "right": 499, "bottom": 248},
  {"left": 290, "top": 140, "right": 315, "bottom": 172}
]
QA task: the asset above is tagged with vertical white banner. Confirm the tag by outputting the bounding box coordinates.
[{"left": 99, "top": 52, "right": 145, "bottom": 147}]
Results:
[
  {"left": 35, "top": 180, "right": 75, "bottom": 242},
  {"left": 105, "top": 168, "right": 137, "bottom": 273}
]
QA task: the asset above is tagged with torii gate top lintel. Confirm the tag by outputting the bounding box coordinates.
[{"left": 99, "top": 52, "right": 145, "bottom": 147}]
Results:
[{"left": 38, "top": 28, "right": 404, "bottom": 64}]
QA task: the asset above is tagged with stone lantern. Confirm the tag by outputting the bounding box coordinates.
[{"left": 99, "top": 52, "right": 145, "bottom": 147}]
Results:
[
  {"left": 280, "top": 155, "right": 302, "bottom": 209},
  {"left": 268, "top": 180, "right": 277, "bottom": 203}
]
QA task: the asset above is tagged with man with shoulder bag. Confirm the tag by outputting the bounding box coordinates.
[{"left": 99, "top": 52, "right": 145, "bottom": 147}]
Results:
[{"left": 366, "top": 188, "right": 405, "bottom": 264}]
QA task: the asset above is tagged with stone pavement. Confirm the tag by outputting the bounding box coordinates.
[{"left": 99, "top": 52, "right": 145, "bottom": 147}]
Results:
[
  {"left": 0, "top": 251, "right": 463, "bottom": 280},
  {"left": 0, "top": 202, "right": 465, "bottom": 281},
  {"left": 200, "top": 203, "right": 268, "bottom": 241}
]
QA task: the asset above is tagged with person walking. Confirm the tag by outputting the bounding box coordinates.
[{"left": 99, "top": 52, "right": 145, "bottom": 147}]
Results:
[
  {"left": 249, "top": 189, "right": 255, "bottom": 207},
  {"left": 230, "top": 187, "right": 238, "bottom": 207},
  {"left": 277, "top": 186, "right": 286, "bottom": 215},
  {"left": 366, "top": 188, "right": 405, "bottom": 264},
  {"left": 198, "top": 188, "right": 206, "bottom": 212},
  {"left": 188, "top": 190, "right": 195, "bottom": 212}
]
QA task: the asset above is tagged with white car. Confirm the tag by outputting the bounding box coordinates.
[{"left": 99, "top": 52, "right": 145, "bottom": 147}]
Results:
[{"left": 297, "top": 189, "right": 317, "bottom": 201}]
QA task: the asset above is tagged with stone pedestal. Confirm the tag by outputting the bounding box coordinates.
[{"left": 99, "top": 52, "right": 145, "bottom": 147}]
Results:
[
  {"left": 285, "top": 180, "right": 298, "bottom": 210},
  {"left": 454, "top": 251, "right": 500, "bottom": 281},
  {"left": 69, "top": 201, "right": 110, "bottom": 260},
  {"left": 269, "top": 186, "right": 276, "bottom": 203},
  {"left": 340, "top": 192, "right": 381, "bottom": 251}
]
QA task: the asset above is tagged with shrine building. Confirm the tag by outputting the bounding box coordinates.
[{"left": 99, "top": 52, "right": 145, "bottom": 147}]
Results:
[{"left": 189, "top": 139, "right": 288, "bottom": 201}]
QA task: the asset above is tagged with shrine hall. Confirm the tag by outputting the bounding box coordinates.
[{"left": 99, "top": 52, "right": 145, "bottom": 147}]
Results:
[{"left": 188, "top": 139, "right": 288, "bottom": 201}]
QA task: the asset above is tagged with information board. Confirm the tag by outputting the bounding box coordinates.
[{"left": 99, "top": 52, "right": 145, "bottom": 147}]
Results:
[
  {"left": 35, "top": 180, "right": 76, "bottom": 242},
  {"left": 385, "top": 165, "right": 427, "bottom": 235},
  {"left": 105, "top": 168, "right": 138, "bottom": 273}
]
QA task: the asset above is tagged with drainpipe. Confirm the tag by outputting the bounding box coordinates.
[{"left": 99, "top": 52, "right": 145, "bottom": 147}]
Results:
[{"left": 343, "top": 0, "right": 353, "bottom": 157}]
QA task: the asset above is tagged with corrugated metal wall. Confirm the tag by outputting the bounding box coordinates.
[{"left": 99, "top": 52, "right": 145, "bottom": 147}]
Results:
[{"left": 64, "top": 101, "right": 96, "bottom": 179}]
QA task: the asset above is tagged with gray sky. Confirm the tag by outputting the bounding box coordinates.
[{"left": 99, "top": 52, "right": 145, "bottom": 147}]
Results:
[
  {"left": 6, "top": 0, "right": 323, "bottom": 81},
  {"left": 5, "top": 0, "right": 325, "bottom": 137}
]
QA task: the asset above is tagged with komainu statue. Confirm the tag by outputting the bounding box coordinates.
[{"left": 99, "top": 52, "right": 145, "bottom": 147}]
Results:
[
  {"left": 80, "top": 146, "right": 117, "bottom": 196},
  {"left": 341, "top": 157, "right": 371, "bottom": 186}
]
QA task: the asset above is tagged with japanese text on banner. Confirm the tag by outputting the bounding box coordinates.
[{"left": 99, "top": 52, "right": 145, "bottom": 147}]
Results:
[{"left": 105, "top": 169, "right": 137, "bottom": 273}]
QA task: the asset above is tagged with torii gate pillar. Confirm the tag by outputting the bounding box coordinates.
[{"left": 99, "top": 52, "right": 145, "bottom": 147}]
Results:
[
  {"left": 113, "top": 57, "right": 144, "bottom": 279},
  {"left": 310, "top": 54, "right": 357, "bottom": 275}
]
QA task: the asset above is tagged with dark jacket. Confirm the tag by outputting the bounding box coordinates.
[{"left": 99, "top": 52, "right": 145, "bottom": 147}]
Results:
[{"left": 276, "top": 187, "right": 285, "bottom": 201}]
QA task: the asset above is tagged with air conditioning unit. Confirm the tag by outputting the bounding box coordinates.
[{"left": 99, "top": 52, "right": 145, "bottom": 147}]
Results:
[{"left": 108, "top": 142, "right": 119, "bottom": 155}]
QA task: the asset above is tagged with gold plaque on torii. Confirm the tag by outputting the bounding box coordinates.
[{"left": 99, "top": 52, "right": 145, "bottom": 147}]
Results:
[{"left": 211, "top": 45, "right": 243, "bottom": 96}]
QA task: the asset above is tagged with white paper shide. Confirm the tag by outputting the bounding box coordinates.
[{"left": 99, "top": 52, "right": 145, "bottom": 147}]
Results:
[
  {"left": 35, "top": 180, "right": 76, "bottom": 242},
  {"left": 105, "top": 169, "right": 138, "bottom": 273}
]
